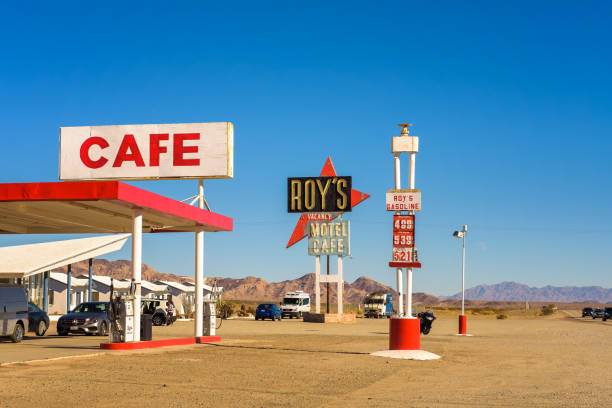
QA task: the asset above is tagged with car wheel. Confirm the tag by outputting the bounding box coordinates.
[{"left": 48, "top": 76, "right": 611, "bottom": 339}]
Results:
[
  {"left": 10, "top": 323, "right": 24, "bottom": 343},
  {"left": 152, "top": 315, "right": 164, "bottom": 326},
  {"left": 99, "top": 322, "right": 108, "bottom": 336},
  {"left": 36, "top": 320, "right": 47, "bottom": 336},
  {"left": 58, "top": 329, "right": 67, "bottom": 336}
]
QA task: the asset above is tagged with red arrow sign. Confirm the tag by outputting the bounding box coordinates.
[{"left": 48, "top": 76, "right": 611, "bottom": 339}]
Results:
[{"left": 286, "top": 157, "right": 370, "bottom": 248}]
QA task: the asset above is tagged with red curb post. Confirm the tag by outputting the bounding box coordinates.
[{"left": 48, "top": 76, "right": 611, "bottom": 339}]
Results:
[
  {"left": 389, "top": 318, "right": 420, "bottom": 350},
  {"left": 458, "top": 315, "right": 467, "bottom": 335},
  {"left": 100, "top": 336, "right": 221, "bottom": 350}
]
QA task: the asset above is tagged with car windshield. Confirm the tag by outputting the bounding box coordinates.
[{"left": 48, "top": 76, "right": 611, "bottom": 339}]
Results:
[
  {"left": 366, "top": 299, "right": 384, "bottom": 304},
  {"left": 258, "top": 304, "right": 272, "bottom": 309},
  {"left": 282, "top": 298, "right": 300, "bottom": 305},
  {"left": 73, "top": 303, "right": 107, "bottom": 313}
]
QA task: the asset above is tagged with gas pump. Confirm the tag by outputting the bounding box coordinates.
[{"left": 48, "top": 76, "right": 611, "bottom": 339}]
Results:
[
  {"left": 203, "top": 297, "right": 216, "bottom": 336},
  {"left": 109, "top": 293, "right": 135, "bottom": 342}
]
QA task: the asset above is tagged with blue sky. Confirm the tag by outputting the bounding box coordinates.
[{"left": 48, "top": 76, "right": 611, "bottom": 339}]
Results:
[{"left": 0, "top": 2, "right": 611, "bottom": 296}]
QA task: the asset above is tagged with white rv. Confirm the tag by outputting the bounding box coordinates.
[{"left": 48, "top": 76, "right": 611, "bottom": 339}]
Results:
[{"left": 280, "top": 291, "right": 310, "bottom": 318}]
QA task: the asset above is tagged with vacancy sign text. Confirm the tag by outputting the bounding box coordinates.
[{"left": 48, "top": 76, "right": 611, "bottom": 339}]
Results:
[{"left": 60, "top": 122, "right": 234, "bottom": 180}]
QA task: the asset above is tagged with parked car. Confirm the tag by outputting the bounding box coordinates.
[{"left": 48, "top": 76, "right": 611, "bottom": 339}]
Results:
[
  {"left": 141, "top": 299, "right": 174, "bottom": 326},
  {"left": 0, "top": 284, "right": 28, "bottom": 342},
  {"left": 28, "top": 301, "right": 50, "bottom": 336},
  {"left": 57, "top": 302, "right": 111, "bottom": 336},
  {"left": 591, "top": 308, "right": 604, "bottom": 319},
  {"left": 582, "top": 307, "right": 593, "bottom": 318},
  {"left": 255, "top": 303, "right": 282, "bottom": 321},
  {"left": 602, "top": 308, "right": 612, "bottom": 322}
]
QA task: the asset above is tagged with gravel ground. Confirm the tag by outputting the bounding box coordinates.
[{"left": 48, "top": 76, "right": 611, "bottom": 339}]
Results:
[{"left": 1, "top": 313, "right": 611, "bottom": 407}]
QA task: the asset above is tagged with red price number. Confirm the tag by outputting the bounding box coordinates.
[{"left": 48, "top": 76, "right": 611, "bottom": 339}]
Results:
[
  {"left": 393, "top": 215, "right": 414, "bottom": 232},
  {"left": 393, "top": 231, "right": 414, "bottom": 247},
  {"left": 392, "top": 247, "right": 413, "bottom": 262}
]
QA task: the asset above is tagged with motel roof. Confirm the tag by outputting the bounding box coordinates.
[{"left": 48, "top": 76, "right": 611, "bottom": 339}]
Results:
[
  {"left": 0, "top": 181, "right": 233, "bottom": 234},
  {"left": 49, "top": 272, "right": 89, "bottom": 288}
]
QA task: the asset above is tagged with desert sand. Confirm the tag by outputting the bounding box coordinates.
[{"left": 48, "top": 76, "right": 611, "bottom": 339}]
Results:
[{"left": 1, "top": 312, "right": 611, "bottom": 407}]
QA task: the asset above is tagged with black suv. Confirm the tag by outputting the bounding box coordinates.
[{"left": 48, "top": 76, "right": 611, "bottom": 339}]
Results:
[
  {"left": 582, "top": 307, "right": 593, "bottom": 318},
  {"left": 602, "top": 308, "right": 612, "bottom": 322},
  {"left": 592, "top": 308, "right": 604, "bottom": 319}
]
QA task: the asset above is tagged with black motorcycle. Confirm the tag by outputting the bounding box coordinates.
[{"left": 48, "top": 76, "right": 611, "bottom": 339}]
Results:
[{"left": 417, "top": 311, "right": 436, "bottom": 335}]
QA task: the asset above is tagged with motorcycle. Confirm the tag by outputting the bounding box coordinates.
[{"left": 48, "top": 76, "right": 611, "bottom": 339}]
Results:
[{"left": 417, "top": 311, "right": 436, "bottom": 335}]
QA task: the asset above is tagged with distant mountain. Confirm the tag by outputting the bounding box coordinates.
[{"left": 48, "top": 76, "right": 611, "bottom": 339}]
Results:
[
  {"left": 448, "top": 281, "right": 612, "bottom": 303},
  {"left": 54, "top": 259, "right": 438, "bottom": 304},
  {"left": 208, "top": 274, "right": 403, "bottom": 304},
  {"left": 52, "top": 259, "right": 195, "bottom": 285}
]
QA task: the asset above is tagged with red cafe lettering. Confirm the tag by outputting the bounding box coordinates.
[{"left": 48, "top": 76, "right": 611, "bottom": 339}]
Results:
[{"left": 80, "top": 133, "right": 201, "bottom": 169}]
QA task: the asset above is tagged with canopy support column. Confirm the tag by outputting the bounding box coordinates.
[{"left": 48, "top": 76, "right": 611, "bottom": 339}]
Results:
[
  {"left": 195, "top": 179, "right": 204, "bottom": 337},
  {"left": 66, "top": 264, "right": 71, "bottom": 313},
  {"left": 132, "top": 210, "right": 142, "bottom": 342},
  {"left": 43, "top": 271, "right": 49, "bottom": 313},
  {"left": 88, "top": 258, "right": 93, "bottom": 302}
]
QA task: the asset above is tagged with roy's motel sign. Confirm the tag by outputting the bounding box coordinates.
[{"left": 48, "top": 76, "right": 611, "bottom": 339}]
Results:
[
  {"left": 307, "top": 220, "right": 350, "bottom": 256},
  {"left": 287, "top": 176, "right": 352, "bottom": 213},
  {"left": 59, "top": 122, "right": 234, "bottom": 180}
]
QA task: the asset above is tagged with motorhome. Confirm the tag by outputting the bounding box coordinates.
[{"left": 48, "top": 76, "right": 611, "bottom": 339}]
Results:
[
  {"left": 280, "top": 291, "right": 310, "bottom": 319},
  {"left": 363, "top": 292, "right": 394, "bottom": 318}
]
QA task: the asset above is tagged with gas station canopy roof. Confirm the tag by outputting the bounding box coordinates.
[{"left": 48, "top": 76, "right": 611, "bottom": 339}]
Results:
[
  {"left": 0, "top": 234, "right": 129, "bottom": 278},
  {"left": 0, "top": 181, "right": 233, "bottom": 234}
]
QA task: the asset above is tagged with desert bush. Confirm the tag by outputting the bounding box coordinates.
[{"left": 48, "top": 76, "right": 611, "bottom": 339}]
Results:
[
  {"left": 217, "top": 300, "right": 236, "bottom": 318},
  {"left": 236, "top": 304, "right": 255, "bottom": 317},
  {"left": 181, "top": 298, "right": 194, "bottom": 319},
  {"left": 496, "top": 313, "right": 508, "bottom": 320},
  {"left": 540, "top": 304, "right": 557, "bottom": 316},
  {"left": 471, "top": 307, "right": 498, "bottom": 316}
]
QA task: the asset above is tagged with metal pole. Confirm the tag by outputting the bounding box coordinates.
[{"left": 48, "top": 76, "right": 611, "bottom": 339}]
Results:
[
  {"left": 195, "top": 179, "right": 204, "bottom": 337},
  {"left": 43, "top": 271, "right": 49, "bottom": 313},
  {"left": 66, "top": 264, "right": 71, "bottom": 313},
  {"left": 406, "top": 151, "right": 416, "bottom": 318},
  {"left": 326, "top": 255, "right": 330, "bottom": 313},
  {"left": 337, "top": 256, "right": 343, "bottom": 315},
  {"left": 88, "top": 258, "right": 93, "bottom": 302},
  {"left": 461, "top": 226, "right": 466, "bottom": 316},
  {"left": 132, "top": 210, "right": 142, "bottom": 342},
  {"left": 393, "top": 153, "right": 404, "bottom": 316},
  {"left": 315, "top": 255, "right": 321, "bottom": 313}
]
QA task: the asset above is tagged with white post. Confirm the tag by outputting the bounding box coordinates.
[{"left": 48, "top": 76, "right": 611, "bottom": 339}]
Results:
[
  {"left": 396, "top": 268, "right": 403, "bottom": 317},
  {"left": 461, "top": 225, "right": 466, "bottom": 316},
  {"left": 195, "top": 180, "right": 204, "bottom": 337},
  {"left": 393, "top": 153, "right": 404, "bottom": 316},
  {"left": 337, "top": 255, "right": 343, "bottom": 315},
  {"left": 405, "top": 151, "right": 416, "bottom": 318},
  {"left": 132, "top": 210, "right": 142, "bottom": 342},
  {"left": 315, "top": 255, "right": 321, "bottom": 313}
]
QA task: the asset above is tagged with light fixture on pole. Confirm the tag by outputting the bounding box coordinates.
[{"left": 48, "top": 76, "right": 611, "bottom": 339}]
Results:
[{"left": 453, "top": 225, "right": 469, "bottom": 336}]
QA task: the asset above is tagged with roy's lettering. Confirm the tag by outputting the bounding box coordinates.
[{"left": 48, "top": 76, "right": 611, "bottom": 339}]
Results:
[{"left": 287, "top": 176, "right": 352, "bottom": 213}]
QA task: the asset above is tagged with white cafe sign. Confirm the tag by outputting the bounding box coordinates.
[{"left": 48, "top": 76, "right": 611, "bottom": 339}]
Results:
[{"left": 60, "top": 122, "right": 234, "bottom": 180}]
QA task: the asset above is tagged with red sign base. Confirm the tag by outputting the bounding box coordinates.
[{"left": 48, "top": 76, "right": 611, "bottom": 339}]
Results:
[
  {"left": 389, "top": 317, "right": 420, "bottom": 350},
  {"left": 389, "top": 262, "right": 422, "bottom": 268}
]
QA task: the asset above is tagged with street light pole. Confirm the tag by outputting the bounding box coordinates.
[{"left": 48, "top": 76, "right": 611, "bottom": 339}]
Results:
[
  {"left": 461, "top": 225, "right": 466, "bottom": 316},
  {"left": 453, "top": 224, "right": 468, "bottom": 335}
]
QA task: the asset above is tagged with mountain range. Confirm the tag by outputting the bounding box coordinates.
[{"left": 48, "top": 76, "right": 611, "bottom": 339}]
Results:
[
  {"left": 448, "top": 281, "right": 612, "bottom": 303},
  {"left": 55, "top": 260, "right": 612, "bottom": 303},
  {"left": 54, "top": 259, "right": 424, "bottom": 304}
]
